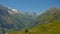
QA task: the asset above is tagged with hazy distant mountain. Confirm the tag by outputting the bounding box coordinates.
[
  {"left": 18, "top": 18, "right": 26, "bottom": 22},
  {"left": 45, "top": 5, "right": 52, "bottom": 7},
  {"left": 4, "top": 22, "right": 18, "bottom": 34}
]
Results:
[{"left": 0, "top": 5, "right": 38, "bottom": 33}]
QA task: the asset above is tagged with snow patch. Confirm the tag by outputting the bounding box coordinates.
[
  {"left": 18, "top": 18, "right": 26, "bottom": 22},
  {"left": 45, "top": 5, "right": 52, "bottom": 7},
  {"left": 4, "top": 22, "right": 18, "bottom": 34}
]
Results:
[{"left": 11, "top": 9, "right": 17, "bottom": 12}]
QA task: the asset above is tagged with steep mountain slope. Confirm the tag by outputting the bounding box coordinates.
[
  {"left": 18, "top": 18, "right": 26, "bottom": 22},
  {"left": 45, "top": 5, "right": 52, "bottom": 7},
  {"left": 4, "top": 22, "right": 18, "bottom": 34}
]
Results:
[
  {"left": 0, "top": 6, "right": 38, "bottom": 34},
  {"left": 0, "top": 6, "right": 27, "bottom": 34},
  {"left": 9, "top": 11, "right": 37, "bottom": 27},
  {"left": 33, "top": 7, "right": 60, "bottom": 26}
]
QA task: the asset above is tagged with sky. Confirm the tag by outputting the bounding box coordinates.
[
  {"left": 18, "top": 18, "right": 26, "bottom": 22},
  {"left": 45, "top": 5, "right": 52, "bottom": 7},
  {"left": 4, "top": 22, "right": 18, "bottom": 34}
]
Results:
[{"left": 0, "top": 0, "right": 60, "bottom": 14}]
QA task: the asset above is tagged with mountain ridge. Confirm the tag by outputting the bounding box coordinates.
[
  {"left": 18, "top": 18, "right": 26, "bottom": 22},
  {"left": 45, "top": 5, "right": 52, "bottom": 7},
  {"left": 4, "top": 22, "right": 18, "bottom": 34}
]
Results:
[{"left": 0, "top": 5, "right": 38, "bottom": 32}]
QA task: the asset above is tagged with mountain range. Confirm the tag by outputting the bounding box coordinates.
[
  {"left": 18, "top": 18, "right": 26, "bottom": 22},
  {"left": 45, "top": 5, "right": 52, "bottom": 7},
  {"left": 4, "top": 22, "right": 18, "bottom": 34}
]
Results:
[
  {"left": 0, "top": 5, "right": 60, "bottom": 34},
  {"left": 0, "top": 5, "right": 38, "bottom": 34}
]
